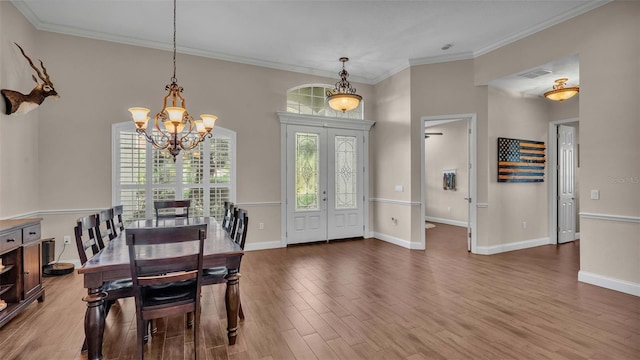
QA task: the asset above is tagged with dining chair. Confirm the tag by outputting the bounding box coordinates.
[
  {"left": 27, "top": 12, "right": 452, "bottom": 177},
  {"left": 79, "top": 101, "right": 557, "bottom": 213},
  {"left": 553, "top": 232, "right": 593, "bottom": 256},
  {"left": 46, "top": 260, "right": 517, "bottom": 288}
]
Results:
[
  {"left": 154, "top": 199, "right": 191, "bottom": 220},
  {"left": 203, "top": 208, "right": 248, "bottom": 319},
  {"left": 74, "top": 214, "right": 102, "bottom": 265},
  {"left": 226, "top": 206, "right": 239, "bottom": 237},
  {"left": 74, "top": 214, "right": 135, "bottom": 351},
  {"left": 96, "top": 208, "right": 118, "bottom": 249},
  {"left": 126, "top": 224, "right": 207, "bottom": 360},
  {"left": 112, "top": 205, "right": 125, "bottom": 232},
  {"left": 220, "top": 201, "right": 233, "bottom": 231}
]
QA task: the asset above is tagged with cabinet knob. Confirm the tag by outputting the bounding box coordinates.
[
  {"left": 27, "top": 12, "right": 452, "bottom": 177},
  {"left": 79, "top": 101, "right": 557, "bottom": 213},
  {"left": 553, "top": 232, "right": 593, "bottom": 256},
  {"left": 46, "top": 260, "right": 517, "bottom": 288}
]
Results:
[{"left": 24, "top": 271, "right": 30, "bottom": 275}]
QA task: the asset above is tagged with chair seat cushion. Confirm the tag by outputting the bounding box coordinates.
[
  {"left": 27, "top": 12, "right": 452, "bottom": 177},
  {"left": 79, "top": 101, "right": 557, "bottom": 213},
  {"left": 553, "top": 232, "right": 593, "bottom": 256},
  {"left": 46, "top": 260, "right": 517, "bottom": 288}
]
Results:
[
  {"left": 142, "top": 279, "right": 196, "bottom": 306},
  {"left": 203, "top": 266, "right": 228, "bottom": 278},
  {"left": 104, "top": 278, "right": 133, "bottom": 291}
]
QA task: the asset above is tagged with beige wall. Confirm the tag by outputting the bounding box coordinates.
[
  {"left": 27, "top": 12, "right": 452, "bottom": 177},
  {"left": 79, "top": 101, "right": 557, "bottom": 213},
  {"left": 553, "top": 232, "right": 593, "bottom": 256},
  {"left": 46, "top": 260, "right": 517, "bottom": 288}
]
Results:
[
  {"left": 487, "top": 87, "right": 549, "bottom": 246},
  {"left": 0, "top": 3, "right": 40, "bottom": 217},
  {"left": 424, "top": 120, "right": 469, "bottom": 223},
  {"left": 370, "top": 68, "right": 414, "bottom": 245}
]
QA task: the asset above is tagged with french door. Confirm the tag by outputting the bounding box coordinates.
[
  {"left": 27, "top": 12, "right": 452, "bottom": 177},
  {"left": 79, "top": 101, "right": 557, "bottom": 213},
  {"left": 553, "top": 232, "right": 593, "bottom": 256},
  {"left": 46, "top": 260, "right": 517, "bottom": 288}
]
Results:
[
  {"left": 284, "top": 124, "right": 367, "bottom": 244},
  {"left": 279, "top": 112, "right": 374, "bottom": 245}
]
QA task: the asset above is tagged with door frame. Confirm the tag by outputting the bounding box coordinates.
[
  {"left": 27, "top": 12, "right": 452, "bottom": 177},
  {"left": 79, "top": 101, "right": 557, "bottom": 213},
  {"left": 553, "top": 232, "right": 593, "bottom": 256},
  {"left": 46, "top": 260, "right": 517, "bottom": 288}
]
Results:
[
  {"left": 548, "top": 118, "right": 579, "bottom": 244},
  {"left": 278, "top": 112, "right": 375, "bottom": 246},
  {"left": 421, "top": 114, "right": 477, "bottom": 253}
]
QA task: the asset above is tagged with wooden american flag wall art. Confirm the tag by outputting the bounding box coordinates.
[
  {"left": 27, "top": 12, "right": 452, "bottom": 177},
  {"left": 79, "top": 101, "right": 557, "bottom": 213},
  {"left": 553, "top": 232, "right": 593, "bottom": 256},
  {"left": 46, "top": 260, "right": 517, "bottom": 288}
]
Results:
[{"left": 497, "top": 137, "right": 546, "bottom": 182}]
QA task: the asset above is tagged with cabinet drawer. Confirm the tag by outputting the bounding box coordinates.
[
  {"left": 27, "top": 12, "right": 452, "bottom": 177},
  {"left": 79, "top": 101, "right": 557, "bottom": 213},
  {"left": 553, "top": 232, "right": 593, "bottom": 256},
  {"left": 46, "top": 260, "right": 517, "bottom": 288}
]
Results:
[
  {"left": 0, "top": 230, "right": 21, "bottom": 253},
  {"left": 23, "top": 224, "right": 41, "bottom": 244}
]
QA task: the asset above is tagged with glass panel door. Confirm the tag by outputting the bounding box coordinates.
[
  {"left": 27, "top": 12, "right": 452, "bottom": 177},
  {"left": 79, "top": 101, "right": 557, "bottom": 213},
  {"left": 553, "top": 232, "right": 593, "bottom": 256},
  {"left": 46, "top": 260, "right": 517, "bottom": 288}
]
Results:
[{"left": 286, "top": 125, "right": 328, "bottom": 244}]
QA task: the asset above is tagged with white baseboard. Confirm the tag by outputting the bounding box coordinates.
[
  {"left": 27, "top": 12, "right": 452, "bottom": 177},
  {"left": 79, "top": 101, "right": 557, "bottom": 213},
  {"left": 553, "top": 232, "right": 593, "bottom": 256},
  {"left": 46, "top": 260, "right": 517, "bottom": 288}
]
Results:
[
  {"left": 425, "top": 216, "right": 467, "bottom": 228},
  {"left": 244, "top": 240, "right": 285, "bottom": 251},
  {"left": 575, "top": 232, "right": 580, "bottom": 240},
  {"left": 372, "top": 232, "right": 424, "bottom": 250},
  {"left": 476, "top": 237, "right": 549, "bottom": 255},
  {"left": 578, "top": 271, "right": 640, "bottom": 297}
]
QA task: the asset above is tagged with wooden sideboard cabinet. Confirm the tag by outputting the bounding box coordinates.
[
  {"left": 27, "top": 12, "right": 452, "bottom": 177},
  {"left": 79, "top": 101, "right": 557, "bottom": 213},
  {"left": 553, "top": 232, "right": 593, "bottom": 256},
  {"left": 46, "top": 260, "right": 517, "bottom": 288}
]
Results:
[{"left": 0, "top": 218, "right": 45, "bottom": 328}]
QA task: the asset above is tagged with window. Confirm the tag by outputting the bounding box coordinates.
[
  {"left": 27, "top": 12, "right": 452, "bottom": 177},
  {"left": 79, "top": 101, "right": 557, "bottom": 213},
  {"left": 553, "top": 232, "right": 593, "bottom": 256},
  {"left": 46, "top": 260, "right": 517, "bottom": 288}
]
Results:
[
  {"left": 287, "top": 84, "right": 364, "bottom": 120},
  {"left": 112, "top": 122, "right": 236, "bottom": 223}
]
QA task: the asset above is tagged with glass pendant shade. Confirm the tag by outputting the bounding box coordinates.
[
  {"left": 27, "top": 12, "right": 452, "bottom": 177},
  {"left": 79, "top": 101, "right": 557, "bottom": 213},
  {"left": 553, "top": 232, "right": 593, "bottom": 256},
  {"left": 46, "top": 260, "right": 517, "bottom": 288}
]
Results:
[
  {"left": 327, "top": 93, "right": 362, "bottom": 113},
  {"left": 544, "top": 78, "right": 579, "bottom": 101},
  {"left": 201, "top": 114, "right": 217, "bottom": 131},
  {"left": 194, "top": 120, "right": 206, "bottom": 135},
  {"left": 129, "top": 107, "right": 150, "bottom": 129},
  {"left": 165, "top": 106, "right": 185, "bottom": 124},
  {"left": 163, "top": 120, "right": 185, "bottom": 134}
]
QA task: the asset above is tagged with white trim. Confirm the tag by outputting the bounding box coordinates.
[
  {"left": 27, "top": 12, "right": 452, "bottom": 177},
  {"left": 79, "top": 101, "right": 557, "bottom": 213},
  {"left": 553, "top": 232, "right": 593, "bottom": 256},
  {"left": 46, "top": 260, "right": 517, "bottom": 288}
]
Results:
[
  {"left": 579, "top": 212, "right": 640, "bottom": 223},
  {"left": 424, "top": 216, "right": 467, "bottom": 228},
  {"left": 477, "top": 203, "right": 489, "bottom": 208},
  {"left": 244, "top": 241, "right": 285, "bottom": 252},
  {"left": 575, "top": 232, "right": 580, "bottom": 240},
  {"left": 236, "top": 202, "right": 281, "bottom": 207},
  {"left": 0, "top": 211, "right": 39, "bottom": 220},
  {"left": 277, "top": 112, "right": 375, "bottom": 131},
  {"left": 372, "top": 232, "right": 424, "bottom": 250},
  {"left": 422, "top": 114, "right": 477, "bottom": 253},
  {"left": 578, "top": 271, "right": 640, "bottom": 297},
  {"left": 475, "top": 237, "right": 550, "bottom": 255},
  {"left": 369, "top": 198, "right": 421, "bottom": 206},
  {"left": 472, "top": 1, "right": 611, "bottom": 59}
]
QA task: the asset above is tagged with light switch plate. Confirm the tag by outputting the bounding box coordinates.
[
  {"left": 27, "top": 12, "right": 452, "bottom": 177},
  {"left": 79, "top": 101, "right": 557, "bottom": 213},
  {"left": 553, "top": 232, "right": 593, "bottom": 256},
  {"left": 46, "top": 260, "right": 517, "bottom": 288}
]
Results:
[
  {"left": 590, "top": 189, "right": 600, "bottom": 200},
  {"left": 395, "top": 185, "right": 403, "bottom": 192}
]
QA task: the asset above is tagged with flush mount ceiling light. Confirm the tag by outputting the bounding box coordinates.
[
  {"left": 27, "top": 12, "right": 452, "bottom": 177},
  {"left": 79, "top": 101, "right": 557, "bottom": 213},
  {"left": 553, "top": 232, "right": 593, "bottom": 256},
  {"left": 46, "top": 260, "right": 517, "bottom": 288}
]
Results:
[
  {"left": 326, "top": 57, "right": 362, "bottom": 113},
  {"left": 128, "top": 0, "right": 216, "bottom": 160},
  {"left": 544, "top": 78, "right": 579, "bottom": 101}
]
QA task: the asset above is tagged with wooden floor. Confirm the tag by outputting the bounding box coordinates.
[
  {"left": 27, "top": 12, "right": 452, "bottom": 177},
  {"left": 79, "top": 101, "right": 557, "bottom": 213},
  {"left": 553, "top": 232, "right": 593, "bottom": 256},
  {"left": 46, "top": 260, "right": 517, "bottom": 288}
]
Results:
[{"left": 0, "top": 223, "right": 638, "bottom": 359}]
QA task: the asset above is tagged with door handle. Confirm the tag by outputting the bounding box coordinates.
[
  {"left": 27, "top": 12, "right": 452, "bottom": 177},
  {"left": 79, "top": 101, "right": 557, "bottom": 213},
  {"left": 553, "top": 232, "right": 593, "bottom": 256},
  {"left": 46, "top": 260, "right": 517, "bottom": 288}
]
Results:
[{"left": 464, "top": 197, "right": 472, "bottom": 203}]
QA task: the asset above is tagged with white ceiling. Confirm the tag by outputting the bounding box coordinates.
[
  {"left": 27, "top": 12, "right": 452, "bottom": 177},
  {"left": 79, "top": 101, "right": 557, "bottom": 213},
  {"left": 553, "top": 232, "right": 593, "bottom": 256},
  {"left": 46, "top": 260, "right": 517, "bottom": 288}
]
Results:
[{"left": 12, "top": 0, "right": 602, "bottom": 93}]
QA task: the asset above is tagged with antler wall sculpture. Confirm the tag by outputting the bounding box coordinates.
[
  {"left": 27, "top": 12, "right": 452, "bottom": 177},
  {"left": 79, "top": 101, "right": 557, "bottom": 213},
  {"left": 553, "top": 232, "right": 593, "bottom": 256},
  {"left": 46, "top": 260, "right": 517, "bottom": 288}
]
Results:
[{"left": 1, "top": 43, "right": 59, "bottom": 115}]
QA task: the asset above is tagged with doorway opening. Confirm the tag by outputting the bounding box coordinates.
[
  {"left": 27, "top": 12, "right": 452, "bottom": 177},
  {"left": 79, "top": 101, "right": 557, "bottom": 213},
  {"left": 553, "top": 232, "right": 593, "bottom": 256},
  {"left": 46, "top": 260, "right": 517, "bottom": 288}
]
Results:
[{"left": 421, "top": 114, "right": 477, "bottom": 252}]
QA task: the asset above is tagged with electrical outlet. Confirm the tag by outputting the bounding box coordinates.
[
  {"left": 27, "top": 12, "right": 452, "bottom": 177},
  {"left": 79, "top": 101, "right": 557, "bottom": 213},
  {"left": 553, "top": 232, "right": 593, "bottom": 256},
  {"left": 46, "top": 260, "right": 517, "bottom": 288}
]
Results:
[
  {"left": 522, "top": 221, "right": 527, "bottom": 229},
  {"left": 259, "top": 222, "right": 265, "bottom": 230},
  {"left": 63, "top": 235, "right": 71, "bottom": 245}
]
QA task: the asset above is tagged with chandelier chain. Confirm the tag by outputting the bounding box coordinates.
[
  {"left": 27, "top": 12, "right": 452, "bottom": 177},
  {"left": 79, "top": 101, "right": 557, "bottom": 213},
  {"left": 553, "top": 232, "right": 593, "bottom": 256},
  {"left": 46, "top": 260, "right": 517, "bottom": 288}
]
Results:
[{"left": 171, "top": 0, "right": 177, "bottom": 83}]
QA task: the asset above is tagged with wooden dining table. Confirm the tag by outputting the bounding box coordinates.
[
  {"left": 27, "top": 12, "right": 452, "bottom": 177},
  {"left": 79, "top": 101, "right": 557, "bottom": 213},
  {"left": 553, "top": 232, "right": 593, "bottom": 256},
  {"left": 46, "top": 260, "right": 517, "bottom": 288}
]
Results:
[{"left": 78, "top": 217, "right": 244, "bottom": 360}]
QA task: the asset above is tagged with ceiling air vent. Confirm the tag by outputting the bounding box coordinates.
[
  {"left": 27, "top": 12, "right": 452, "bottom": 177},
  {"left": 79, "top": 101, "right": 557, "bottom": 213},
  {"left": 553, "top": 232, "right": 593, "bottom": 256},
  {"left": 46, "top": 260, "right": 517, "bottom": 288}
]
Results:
[{"left": 518, "top": 68, "right": 552, "bottom": 79}]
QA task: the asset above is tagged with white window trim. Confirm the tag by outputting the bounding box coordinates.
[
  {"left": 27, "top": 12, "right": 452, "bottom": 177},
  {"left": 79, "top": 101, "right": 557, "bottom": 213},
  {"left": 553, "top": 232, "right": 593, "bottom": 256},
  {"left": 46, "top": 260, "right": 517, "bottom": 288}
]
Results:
[{"left": 111, "top": 121, "right": 236, "bottom": 220}]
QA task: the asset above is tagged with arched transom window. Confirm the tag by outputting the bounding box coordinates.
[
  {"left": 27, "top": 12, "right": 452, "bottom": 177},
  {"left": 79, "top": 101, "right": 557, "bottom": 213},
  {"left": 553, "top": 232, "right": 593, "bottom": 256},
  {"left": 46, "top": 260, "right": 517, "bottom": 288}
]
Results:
[{"left": 287, "top": 84, "right": 364, "bottom": 120}]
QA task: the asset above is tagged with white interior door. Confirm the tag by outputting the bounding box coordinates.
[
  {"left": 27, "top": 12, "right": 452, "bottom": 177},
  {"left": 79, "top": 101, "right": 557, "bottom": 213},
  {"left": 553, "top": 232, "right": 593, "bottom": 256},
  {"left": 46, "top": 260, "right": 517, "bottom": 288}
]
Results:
[
  {"left": 286, "top": 126, "right": 364, "bottom": 244},
  {"left": 558, "top": 125, "right": 577, "bottom": 244}
]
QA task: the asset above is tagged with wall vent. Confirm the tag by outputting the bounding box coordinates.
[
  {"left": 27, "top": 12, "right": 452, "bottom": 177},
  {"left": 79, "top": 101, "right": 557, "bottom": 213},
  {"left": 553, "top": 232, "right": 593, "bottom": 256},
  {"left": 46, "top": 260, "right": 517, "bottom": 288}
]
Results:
[{"left": 518, "top": 69, "right": 552, "bottom": 79}]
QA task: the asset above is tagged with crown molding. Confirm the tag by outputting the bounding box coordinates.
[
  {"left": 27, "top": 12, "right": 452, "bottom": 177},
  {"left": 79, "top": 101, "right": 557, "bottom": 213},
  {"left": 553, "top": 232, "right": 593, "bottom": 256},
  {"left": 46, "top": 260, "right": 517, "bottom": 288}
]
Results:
[
  {"left": 472, "top": 0, "right": 612, "bottom": 58},
  {"left": 11, "top": 0, "right": 611, "bottom": 86}
]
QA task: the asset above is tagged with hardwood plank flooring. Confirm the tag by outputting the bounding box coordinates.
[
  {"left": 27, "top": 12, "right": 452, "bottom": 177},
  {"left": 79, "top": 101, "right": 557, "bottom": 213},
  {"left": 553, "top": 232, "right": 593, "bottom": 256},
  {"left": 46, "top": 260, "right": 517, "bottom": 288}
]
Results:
[{"left": 0, "top": 223, "right": 638, "bottom": 359}]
